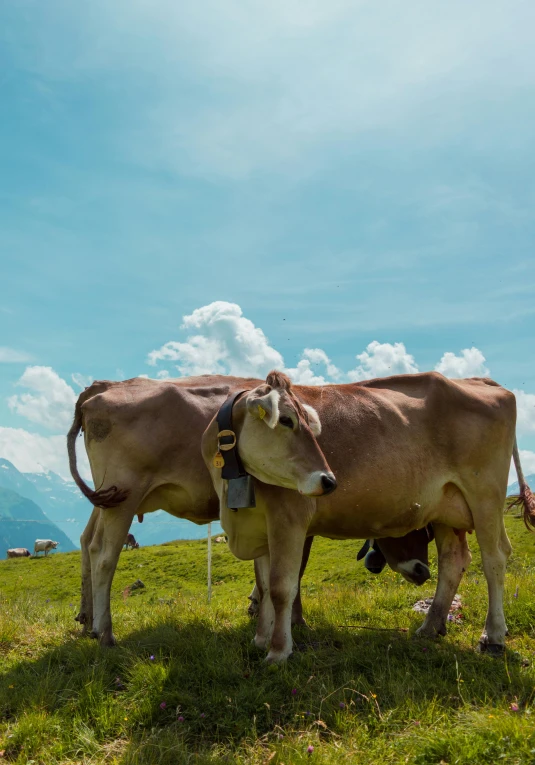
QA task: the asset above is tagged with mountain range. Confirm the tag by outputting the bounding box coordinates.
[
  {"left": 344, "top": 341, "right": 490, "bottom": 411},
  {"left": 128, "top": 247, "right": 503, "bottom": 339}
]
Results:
[
  {"left": 0, "top": 487, "right": 75, "bottom": 553},
  {"left": 0, "top": 458, "right": 221, "bottom": 549}
]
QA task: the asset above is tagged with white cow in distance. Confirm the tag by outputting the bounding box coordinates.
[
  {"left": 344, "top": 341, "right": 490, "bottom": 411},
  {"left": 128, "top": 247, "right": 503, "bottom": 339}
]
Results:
[{"left": 34, "top": 539, "right": 58, "bottom": 556}]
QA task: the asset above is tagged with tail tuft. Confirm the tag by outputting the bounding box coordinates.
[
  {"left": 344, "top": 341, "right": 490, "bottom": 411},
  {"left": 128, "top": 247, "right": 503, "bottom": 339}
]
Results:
[{"left": 508, "top": 484, "right": 535, "bottom": 531}]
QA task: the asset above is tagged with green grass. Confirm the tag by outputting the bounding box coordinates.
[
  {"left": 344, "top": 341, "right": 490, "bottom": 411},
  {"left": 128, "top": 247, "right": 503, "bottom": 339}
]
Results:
[{"left": 1, "top": 511, "right": 535, "bottom": 764}]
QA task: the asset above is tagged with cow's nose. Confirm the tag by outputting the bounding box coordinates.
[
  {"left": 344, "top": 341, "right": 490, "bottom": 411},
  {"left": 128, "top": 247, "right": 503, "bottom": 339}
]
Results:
[
  {"left": 413, "top": 562, "right": 431, "bottom": 583},
  {"left": 320, "top": 473, "right": 337, "bottom": 494}
]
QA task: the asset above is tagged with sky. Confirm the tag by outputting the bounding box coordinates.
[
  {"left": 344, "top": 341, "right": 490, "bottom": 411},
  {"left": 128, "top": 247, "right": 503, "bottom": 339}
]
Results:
[{"left": 0, "top": 0, "right": 534, "bottom": 483}]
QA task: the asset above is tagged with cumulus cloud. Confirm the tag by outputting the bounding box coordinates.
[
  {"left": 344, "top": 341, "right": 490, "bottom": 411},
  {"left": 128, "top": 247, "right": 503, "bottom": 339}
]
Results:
[
  {"left": 147, "top": 301, "right": 283, "bottom": 378},
  {"left": 0, "top": 426, "right": 90, "bottom": 480},
  {"left": 8, "top": 366, "right": 77, "bottom": 432},
  {"left": 348, "top": 341, "right": 419, "bottom": 382},
  {"left": 286, "top": 348, "right": 342, "bottom": 386},
  {"left": 514, "top": 390, "right": 535, "bottom": 435},
  {"left": 508, "top": 449, "right": 535, "bottom": 487},
  {"left": 71, "top": 372, "right": 94, "bottom": 389},
  {"left": 435, "top": 347, "right": 489, "bottom": 378},
  {"left": 0, "top": 347, "right": 32, "bottom": 363}
]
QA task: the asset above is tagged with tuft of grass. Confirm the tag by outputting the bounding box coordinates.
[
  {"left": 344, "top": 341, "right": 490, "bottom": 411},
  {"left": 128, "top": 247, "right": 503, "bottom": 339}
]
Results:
[{"left": 1, "top": 512, "right": 535, "bottom": 764}]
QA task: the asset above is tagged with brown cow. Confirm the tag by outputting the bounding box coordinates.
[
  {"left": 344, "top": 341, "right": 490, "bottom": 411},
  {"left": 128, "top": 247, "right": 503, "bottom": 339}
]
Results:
[
  {"left": 203, "top": 371, "right": 534, "bottom": 662},
  {"left": 124, "top": 533, "right": 139, "bottom": 550},
  {"left": 68, "top": 373, "right": 333, "bottom": 646},
  {"left": 7, "top": 548, "right": 31, "bottom": 558}
]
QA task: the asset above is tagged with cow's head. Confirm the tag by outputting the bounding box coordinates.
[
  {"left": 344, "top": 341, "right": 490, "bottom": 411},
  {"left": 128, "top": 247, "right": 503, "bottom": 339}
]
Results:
[
  {"left": 51, "top": 541, "right": 59, "bottom": 549},
  {"left": 233, "top": 371, "right": 336, "bottom": 497},
  {"left": 357, "top": 527, "right": 433, "bottom": 586}
]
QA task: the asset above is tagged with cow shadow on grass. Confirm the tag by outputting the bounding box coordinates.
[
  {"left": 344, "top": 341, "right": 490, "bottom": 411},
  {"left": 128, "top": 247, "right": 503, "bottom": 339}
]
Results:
[{"left": 1, "top": 611, "right": 532, "bottom": 764}]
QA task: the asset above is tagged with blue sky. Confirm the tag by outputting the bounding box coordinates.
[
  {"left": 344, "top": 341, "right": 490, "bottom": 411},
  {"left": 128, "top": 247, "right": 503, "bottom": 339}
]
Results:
[{"left": 0, "top": 0, "right": 534, "bottom": 479}]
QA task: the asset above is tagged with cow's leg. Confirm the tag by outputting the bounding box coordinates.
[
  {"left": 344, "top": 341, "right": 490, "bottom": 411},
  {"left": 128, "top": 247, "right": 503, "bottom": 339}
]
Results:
[
  {"left": 291, "top": 536, "right": 313, "bottom": 626},
  {"left": 76, "top": 506, "right": 100, "bottom": 634},
  {"left": 248, "top": 537, "right": 313, "bottom": 624},
  {"left": 476, "top": 515, "right": 511, "bottom": 654},
  {"left": 253, "top": 554, "right": 275, "bottom": 650},
  {"left": 89, "top": 503, "right": 136, "bottom": 646},
  {"left": 265, "top": 525, "right": 308, "bottom": 663},
  {"left": 416, "top": 524, "right": 471, "bottom": 639}
]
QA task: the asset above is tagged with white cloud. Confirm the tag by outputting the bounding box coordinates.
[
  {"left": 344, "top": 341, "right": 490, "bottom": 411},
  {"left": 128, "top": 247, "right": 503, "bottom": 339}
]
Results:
[
  {"left": 286, "top": 348, "right": 342, "bottom": 386},
  {"left": 71, "top": 372, "right": 94, "bottom": 389},
  {"left": 435, "top": 347, "right": 489, "bottom": 378},
  {"left": 508, "top": 450, "right": 535, "bottom": 487},
  {"left": 0, "top": 426, "right": 90, "bottom": 480},
  {"left": 8, "top": 366, "right": 77, "bottom": 432},
  {"left": 147, "top": 301, "right": 283, "bottom": 378},
  {"left": 514, "top": 390, "right": 535, "bottom": 435},
  {"left": 0, "top": 347, "right": 32, "bottom": 363},
  {"left": 348, "top": 341, "right": 419, "bottom": 382}
]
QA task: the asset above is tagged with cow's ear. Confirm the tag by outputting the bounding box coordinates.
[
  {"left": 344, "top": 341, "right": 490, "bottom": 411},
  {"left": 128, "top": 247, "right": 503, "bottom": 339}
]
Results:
[
  {"left": 247, "top": 389, "right": 280, "bottom": 429},
  {"left": 303, "top": 404, "right": 321, "bottom": 437}
]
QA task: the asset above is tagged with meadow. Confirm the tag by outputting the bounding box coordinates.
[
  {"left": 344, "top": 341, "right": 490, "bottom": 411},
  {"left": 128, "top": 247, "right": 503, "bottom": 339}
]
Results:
[{"left": 1, "top": 511, "right": 535, "bottom": 765}]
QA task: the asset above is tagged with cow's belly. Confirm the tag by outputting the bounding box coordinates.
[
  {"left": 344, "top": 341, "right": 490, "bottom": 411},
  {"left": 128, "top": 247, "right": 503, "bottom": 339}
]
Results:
[
  {"left": 137, "top": 482, "right": 219, "bottom": 524},
  {"left": 309, "top": 480, "right": 474, "bottom": 539}
]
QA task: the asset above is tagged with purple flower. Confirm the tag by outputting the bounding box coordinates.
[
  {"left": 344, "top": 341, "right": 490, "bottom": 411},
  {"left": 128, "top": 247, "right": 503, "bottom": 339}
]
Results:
[
  {"left": 422, "top": 647, "right": 428, "bottom": 652},
  {"left": 149, "top": 655, "right": 155, "bottom": 660},
  {"left": 200, "top": 712, "right": 206, "bottom": 718},
  {"left": 447, "top": 614, "right": 454, "bottom": 621},
  {"left": 160, "top": 702, "right": 166, "bottom": 710},
  {"left": 305, "top": 711, "right": 312, "bottom": 716},
  {"left": 307, "top": 745, "right": 314, "bottom": 754},
  {"left": 278, "top": 734, "right": 284, "bottom": 741},
  {"left": 177, "top": 715, "right": 184, "bottom": 722},
  {"left": 510, "top": 703, "right": 519, "bottom": 712},
  {"left": 514, "top": 586, "right": 519, "bottom": 599},
  {"left": 339, "top": 702, "right": 345, "bottom": 709},
  {"left": 291, "top": 688, "right": 297, "bottom": 696}
]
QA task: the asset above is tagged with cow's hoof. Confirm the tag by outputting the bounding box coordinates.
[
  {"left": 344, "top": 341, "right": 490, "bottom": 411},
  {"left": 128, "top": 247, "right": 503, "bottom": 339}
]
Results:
[
  {"left": 415, "top": 623, "right": 447, "bottom": 639},
  {"left": 90, "top": 630, "right": 99, "bottom": 640},
  {"left": 74, "top": 612, "right": 84, "bottom": 624},
  {"left": 265, "top": 650, "right": 292, "bottom": 664},
  {"left": 99, "top": 633, "right": 117, "bottom": 647},
  {"left": 477, "top": 639, "right": 505, "bottom": 657}
]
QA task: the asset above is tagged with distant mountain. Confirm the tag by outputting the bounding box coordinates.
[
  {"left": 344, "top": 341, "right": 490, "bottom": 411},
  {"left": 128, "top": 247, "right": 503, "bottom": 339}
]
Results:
[
  {"left": 0, "top": 487, "right": 76, "bottom": 554},
  {"left": 507, "top": 473, "right": 535, "bottom": 497},
  {"left": 130, "top": 510, "right": 222, "bottom": 547},
  {"left": 0, "top": 459, "right": 87, "bottom": 547},
  {"left": 0, "top": 458, "right": 221, "bottom": 548}
]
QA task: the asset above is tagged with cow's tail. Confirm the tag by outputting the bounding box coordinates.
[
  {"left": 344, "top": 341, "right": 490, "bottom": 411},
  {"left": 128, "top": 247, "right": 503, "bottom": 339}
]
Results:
[
  {"left": 508, "top": 437, "right": 535, "bottom": 531},
  {"left": 67, "top": 387, "right": 129, "bottom": 508}
]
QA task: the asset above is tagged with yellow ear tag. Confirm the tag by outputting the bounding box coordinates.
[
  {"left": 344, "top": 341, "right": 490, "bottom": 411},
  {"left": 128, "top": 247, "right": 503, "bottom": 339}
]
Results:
[
  {"left": 257, "top": 405, "right": 266, "bottom": 420},
  {"left": 213, "top": 452, "right": 225, "bottom": 469}
]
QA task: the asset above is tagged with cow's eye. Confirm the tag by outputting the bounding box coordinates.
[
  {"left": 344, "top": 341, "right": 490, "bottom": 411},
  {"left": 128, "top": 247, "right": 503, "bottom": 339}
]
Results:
[{"left": 279, "top": 416, "right": 294, "bottom": 429}]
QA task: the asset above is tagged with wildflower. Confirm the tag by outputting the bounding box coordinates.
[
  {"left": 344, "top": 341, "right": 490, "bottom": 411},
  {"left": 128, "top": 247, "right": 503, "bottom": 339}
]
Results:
[
  {"left": 291, "top": 688, "right": 297, "bottom": 696},
  {"left": 124, "top": 717, "right": 128, "bottom": 721},
  {"left": 305, "top": 711, "right": 312, "bottom": 717},
  {"left": 514, "top": 586, "right": 519, "bottom": 599},
  {"left": 307, "top": 745, "right": 314, "bottom": 754},
  {"left": 422, "top": 647, "right": 428, "bottom": 652},
  {"left": 339, "top": 702, "right": 345, "bottom": 709},
  {"left": 160, "top": 702, "right": 166, "bottom": 710},
  {"left": 370, "top": 693, "right": 377, "bottom": 699},
  {"left": 414, "top": 721, "right": 421, "bottom": 726},
  {"left": 149, "top": 655, "right": 155, "bottom": 660},
  {"left": 278, "top": 734, "right": 284, "bottom": 741},
  {"left": 510, "top": 703, "right": 520, "bottom": 712},
  {"left": 177, "top": 716, "right": 184, "bottom": 722},
  {"left": 200, "top": 712, "right": 206, "bottom": 718}
]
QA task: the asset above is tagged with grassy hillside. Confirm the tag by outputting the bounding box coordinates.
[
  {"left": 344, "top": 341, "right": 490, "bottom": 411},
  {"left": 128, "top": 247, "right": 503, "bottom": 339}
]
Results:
[{"left": 1, "top": 511, "right": 535, "bottom": 764}]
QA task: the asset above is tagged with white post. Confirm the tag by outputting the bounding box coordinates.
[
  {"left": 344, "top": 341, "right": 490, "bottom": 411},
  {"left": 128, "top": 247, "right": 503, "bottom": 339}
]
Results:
[{"left": 207, "top": 522, "right": 212, "bottom": 604}]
